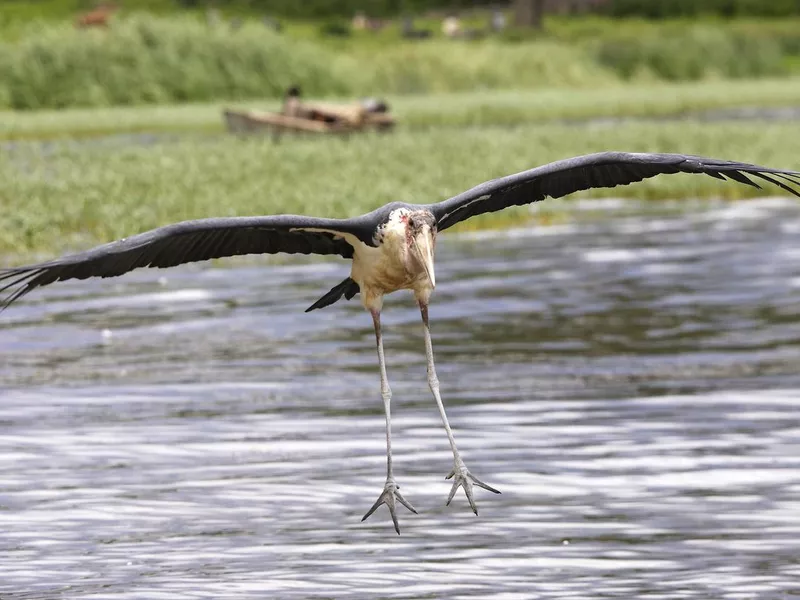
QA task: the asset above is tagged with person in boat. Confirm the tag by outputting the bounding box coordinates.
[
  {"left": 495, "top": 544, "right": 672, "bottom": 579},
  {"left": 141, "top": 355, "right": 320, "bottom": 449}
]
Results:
[{"left": 282, "top": 85, "right": 304, "bottom": 118}]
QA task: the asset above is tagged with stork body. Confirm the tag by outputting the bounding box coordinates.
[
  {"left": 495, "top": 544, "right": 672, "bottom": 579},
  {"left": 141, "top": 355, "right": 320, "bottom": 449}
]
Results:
[
  {"left": 344, "top": 207, "right": 492, "bottom": 527},
  {"left": 2, "top": 152, "right": 800, "bottom": 534},
  {"left": 350, "top": 207, "right": 436, "bottom": 309}
]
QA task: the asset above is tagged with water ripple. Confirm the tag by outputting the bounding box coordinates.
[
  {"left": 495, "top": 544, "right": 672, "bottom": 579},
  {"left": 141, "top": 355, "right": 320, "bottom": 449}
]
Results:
[{"left": 1, "top": 199, "right": 799, "bottom": 598}]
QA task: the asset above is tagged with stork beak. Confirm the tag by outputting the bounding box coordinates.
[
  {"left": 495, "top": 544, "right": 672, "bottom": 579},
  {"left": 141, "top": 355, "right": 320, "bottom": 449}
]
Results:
[{"left": 412, "top": 227, "right": 436, "bottom": 288}]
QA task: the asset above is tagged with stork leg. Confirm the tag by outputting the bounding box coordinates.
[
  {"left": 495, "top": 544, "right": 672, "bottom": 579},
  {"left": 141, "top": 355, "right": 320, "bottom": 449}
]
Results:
[
  {"left": 419, "top": 302, "right": 501, "bottom": 514},
  {"left": 361, "top": 308, "right": 417, "bottom": 534}
]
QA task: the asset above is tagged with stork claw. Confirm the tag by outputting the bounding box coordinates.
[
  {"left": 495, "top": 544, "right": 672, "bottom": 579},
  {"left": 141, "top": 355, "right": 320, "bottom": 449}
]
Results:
[
  {"left": 445, "top": 460, "right": 500, "bottom": 515},
  {"left": 362, "top": 478, "right": 417, "bottom": 534}
]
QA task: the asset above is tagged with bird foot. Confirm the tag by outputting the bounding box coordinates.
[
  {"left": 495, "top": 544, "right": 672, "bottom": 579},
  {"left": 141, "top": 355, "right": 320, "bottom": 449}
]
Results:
[
  {"left": 361, "top": 477, "right": 418, "bottom": 534},
  {"left": 445, "top": 459, "right": 500, "bottom": 515}
]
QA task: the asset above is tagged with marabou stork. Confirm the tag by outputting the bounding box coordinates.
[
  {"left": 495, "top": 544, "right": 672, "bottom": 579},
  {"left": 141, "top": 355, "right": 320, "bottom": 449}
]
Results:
[{"left": 2, "top": 152, "right": 800, "bottom": 533}]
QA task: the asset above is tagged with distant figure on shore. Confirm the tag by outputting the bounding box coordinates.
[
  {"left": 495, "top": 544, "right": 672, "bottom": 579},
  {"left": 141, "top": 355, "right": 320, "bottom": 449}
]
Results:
[
  {"left": 442, "top": 12, "right": 485, "bottom": 40},
  {"left": 75, "top": 2, "right": 118, "bottom": 29},
  {"left": 352, "top": 11, "right": 386, "bottom": 32},
  {"left": 442, "top": 14, "right": 461, "bottom": 38},
  {"left": 491, "top": 9, "right": 506, "bottom": 33},
  {"left": 352, "top": 11, "right": 368, "bottom": 30}
]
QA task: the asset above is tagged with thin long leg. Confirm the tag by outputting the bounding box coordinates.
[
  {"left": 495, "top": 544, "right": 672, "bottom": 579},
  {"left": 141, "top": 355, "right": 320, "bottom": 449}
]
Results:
[
  {"left": 361, "top": 309, "right": 417, "bottom": 534},
  {"left": 419, "top": 304, "right": 461, "bottom": 458},
  {"left": 420, "top": 302, "right": 500, "bottom": 514},
  {"left": 374, "top": 309, "right": 393, "bottom": 479}
]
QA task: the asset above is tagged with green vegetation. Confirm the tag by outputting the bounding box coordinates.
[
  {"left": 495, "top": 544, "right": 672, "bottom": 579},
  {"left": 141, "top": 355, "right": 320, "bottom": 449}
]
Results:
[
  {"left": 4, "top": 0, "right": 799, "bottom": 21},
  {"left": 0, "top": 17, "right": 352, "bottom": 109},
  {"left": 3, "top": 120, "right": 799, "bottom": 258},
  {"left": 5, "top": 79, "right": 800, "bottom": 141},
  {"left": 603, "top": 0, "right": 800, "bottom": 19},
  {"left": 0, "top": 16, "right": 608, "bottom": 110},
  {"left": 593, "top": 25, "right": 785, "bottom": 80},
  {"left": 2, "top": 14, "right": 800, "bottom": 110}
]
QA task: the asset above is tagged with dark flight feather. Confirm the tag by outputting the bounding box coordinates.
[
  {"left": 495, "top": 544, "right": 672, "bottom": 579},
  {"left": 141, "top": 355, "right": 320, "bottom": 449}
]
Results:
[
  {"left": 426, "top": 152, "right": 800, "bottom": 231},
  {"left": 305, "top": 277, "right": 360, "bottom": 312},
  {"left": 0, "top": 215, "right": 370, "bottom": 310}
]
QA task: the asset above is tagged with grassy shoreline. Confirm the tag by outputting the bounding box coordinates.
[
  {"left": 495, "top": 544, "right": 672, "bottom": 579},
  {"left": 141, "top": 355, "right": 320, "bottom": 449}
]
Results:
[
  {"left": 2, "top": 119, "right": 799, "bottom": 259},
  {"left": 2, "top": 15, "right": 800, "bottom": 110},
  {"left": 3, "top": 78, "right": 800, "bottom": 141}
]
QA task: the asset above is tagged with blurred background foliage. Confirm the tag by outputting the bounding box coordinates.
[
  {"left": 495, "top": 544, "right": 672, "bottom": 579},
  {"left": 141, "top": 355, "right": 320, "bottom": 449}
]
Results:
[
  {"left": 3, "top": 0, "right": 800, "bottom": 19},
  {"left": 2, "top": 9, "right": 800, "bottom": 110}
]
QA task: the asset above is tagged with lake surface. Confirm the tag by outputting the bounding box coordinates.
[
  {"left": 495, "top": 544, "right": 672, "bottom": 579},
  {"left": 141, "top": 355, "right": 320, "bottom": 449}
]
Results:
[{"left": 1, "top": 198, "right": 799, "bottom": 599}]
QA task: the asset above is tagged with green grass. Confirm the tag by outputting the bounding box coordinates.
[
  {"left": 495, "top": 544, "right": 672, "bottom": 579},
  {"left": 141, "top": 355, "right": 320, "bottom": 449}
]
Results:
[
  {"left": 3, "top": 14, "right": 800, "bottom": 110},
  {"left": 2, "top": 120, "right": 799, "bottom": 259},
  {"left": 5, "top": 78, "right": 800, "bottom": 141},
  {"left": 0, "top": 15, "right": 615, "bottom": 110},
  {"left": 0, "top": 16, "right": 354, "bottom": 110}
]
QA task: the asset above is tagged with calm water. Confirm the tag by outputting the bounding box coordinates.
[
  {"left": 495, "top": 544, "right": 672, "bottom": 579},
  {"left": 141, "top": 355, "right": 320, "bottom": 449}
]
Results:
[{"left": 1, "top": 199, "right": 799, "bottom": 599}]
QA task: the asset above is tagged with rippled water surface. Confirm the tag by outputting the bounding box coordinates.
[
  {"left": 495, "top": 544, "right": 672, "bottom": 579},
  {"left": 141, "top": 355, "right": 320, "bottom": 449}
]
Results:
[{"left": 2, "top": 199, "right": 799, "bottom": 599}]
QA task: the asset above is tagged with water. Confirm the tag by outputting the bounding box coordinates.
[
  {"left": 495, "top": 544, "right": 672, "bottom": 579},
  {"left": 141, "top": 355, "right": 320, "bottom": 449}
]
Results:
[{"left": 1, "top": 199, "right": 799, "bottom": 599}]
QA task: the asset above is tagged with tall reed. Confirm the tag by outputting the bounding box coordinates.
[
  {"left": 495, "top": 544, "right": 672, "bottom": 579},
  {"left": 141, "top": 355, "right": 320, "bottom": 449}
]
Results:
[{"left": 1, "top": 15, "right": 798, "bottom": 110}]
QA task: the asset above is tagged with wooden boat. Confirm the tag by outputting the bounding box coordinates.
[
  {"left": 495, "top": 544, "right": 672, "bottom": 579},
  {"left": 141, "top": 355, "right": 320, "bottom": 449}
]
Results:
[
  {"left": 223, "top": 109, "right": 350, "bottom": 136},
  {"left": 223, "top": 99, "right": 395, "bottom": 137}
]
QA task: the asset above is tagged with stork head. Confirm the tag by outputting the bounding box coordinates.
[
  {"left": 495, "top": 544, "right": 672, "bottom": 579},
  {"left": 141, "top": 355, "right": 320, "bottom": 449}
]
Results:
[{"left": 404, "top": 210, "right": 437, "bottom": 288}]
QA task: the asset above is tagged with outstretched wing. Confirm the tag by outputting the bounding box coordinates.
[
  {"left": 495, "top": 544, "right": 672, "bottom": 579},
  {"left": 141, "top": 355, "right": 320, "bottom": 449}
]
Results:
[
  {"left": 427, "top": 152, "right": 800, "bottom": 231},
  {"left": 0, "top": 214, "right": 373, "bottom": 309}
]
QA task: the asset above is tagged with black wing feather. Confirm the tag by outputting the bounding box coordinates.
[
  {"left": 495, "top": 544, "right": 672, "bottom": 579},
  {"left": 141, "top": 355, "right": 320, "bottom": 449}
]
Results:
[
  {"left": 305, "top": 277, "right": 360, "bottom": 312},
  {"left": 0, "top": 214, "right": 373, "bottom": 309},
  {"left": 427, "top": 152, "right": 800, "bottom": 231}
]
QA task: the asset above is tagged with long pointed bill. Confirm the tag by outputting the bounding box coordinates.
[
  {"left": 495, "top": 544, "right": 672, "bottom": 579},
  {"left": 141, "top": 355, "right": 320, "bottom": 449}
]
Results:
[{"left": 413, "top": 229, "right": 436, "bottom": 288}]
